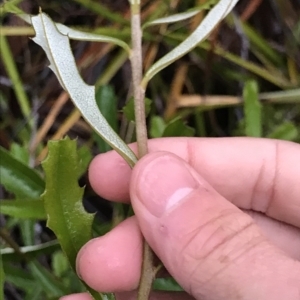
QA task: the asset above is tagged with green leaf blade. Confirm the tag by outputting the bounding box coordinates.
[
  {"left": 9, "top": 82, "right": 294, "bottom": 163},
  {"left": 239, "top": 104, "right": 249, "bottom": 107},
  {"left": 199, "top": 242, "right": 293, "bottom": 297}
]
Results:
[
  {"left": 243, "top": 80, "right": 262, "bottom": 137},
  {"left": 0, "top": 199, "right": 46, "bottom": 219},
  {"left": 162, "top": 117, "right": 195, "bottom": 137},
  {"left": 94, "top": 85, "right": 118, "bottom": 153},
  {"left": 267, "top": 122, "right": 298, "bottom": 141},
  {"left": 42, "top": 138, "right": 93, "bottom": 269},
  {"left": 0, "top": 146, "right": 44, "bottom": 198}
]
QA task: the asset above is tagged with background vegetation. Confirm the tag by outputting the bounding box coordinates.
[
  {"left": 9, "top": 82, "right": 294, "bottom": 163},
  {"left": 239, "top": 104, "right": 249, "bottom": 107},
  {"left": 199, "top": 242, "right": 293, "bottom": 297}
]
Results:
[{"left": 1, "top": 0, "right": 300, "bottom": 299}]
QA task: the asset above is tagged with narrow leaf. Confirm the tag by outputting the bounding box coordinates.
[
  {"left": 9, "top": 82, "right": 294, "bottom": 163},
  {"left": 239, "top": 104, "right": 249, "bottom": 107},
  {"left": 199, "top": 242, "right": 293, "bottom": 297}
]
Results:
[
  {"left": 0, "top": 146, "right": 44, "bottom": 198},
  {"left": 243, "top": 80, "right": 262, "bottom": 137},
  {"left": 268, "top": 122, "right": 298, "bottom": 141},
  {"left": 31, "top": 13, "right": 137, "bottom": 167},
  {"left": 144, "top": 11, "right": 200, "bottom": 28},
  {"left": 94, "top": 85, "right": 118, "bottom": 153},
  {"left": 28, "top": 261, "right": 67, "bottom": 297},
  {"left": 3, "top": 263, "right": 35, "bottom": 292},
  {"left": 143, "top": 0, "right": 239, "bottom": 86},
  {"left": 0, "top": 199, "right": 46, "bottom": 219},
  {"left": 10, "top": 143, "right": 29, "bottom": 164},
  {"left": 77, "top": 145, "right": 93, "bottom": 177},
  {"left": 143, "top": 0, "right": 218, "bottom": 28},
  {"left": 1, "top": 240, "right": 60, "bottom": 262}
]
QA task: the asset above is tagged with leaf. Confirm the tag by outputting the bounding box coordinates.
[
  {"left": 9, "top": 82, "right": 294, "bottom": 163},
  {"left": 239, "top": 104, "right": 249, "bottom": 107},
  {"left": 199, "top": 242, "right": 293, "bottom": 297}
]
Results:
[
  {"left": 123, "top": 97, "right": 152, "bottom": 122},
  {"left": 0, "top": 146, "right": 44, "bottom": 198},
  {"left": 30, "top": 12, "right": 137, "bottom": 168},
  {"left": 259, "top": 88, "right": 300, "bottom": 103},
  {"left": 243, "top": 80, "right": 262, "bottom": 137},
  {"left": 10, "top": 142, "right": 30, "bottom": 164},
  {"left": 28, "top": 261, "right": 68, "bottom": 297},
  {"left": 94, "top": 85, "right": 118, "bottom": 153},
  {"left": 54, "top": 23, "right": 130, "bottom": 53},
  {"left": 143, "top": 0, "right": 218, "bottom": 29},
  {"left": 1, "top": 240, "right": 60, "bottom": 262},
  {"left": 42, "top": 138, "right": 93, "bottom": 269},
  {"left": 0, "top": 199, "right": 46, "bottom": 219},
  {"left": 144, "top": 11, "right": 200, "bottom": 28},
  {"left": 143, "top": 0, "right": 240, "bottom": 86},
  {"left": 149, "top": 116, "right": 166, "bottom": 138},
  {"left": 162, "top": 117, "right": 195, "bottom": 137},
  {"left": 153, "top": 277, "right": 183, "bottom": 292},
  {"left": 52, "top": 251, "right": 70, "bottom": 277},
  {"left": 18, "top": 12, "right": 130, "bottom": 52},
  {"left": 42, "top": 138, "right": 103, "bottom": 300},
  {"left": 3, "top": 263, "right": 35, "bottom": 292},
  {"left": 267, "top": 122, "right": 298, "bottom": 141},
  {"left": 77, "top": 145, "right": 93, "bottom": 177}
]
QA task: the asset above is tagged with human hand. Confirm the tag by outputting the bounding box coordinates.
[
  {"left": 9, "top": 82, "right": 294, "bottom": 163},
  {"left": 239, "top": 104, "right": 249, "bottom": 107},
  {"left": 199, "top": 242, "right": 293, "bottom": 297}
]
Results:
[{"left": 61, "top": 137, "right": 300, "bottom": 300}]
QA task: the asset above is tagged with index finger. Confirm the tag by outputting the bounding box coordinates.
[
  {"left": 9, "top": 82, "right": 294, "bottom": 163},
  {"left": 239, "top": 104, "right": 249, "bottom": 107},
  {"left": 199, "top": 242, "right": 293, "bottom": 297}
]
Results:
[{"left": 89, "top": 137, "right": 300, "bottom": 228}]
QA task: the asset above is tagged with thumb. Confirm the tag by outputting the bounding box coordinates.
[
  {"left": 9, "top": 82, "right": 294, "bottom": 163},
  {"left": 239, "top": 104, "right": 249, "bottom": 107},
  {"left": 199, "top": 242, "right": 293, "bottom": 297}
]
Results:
[{"left": 130, "top": 152, "right": 300, "bottom": 300}]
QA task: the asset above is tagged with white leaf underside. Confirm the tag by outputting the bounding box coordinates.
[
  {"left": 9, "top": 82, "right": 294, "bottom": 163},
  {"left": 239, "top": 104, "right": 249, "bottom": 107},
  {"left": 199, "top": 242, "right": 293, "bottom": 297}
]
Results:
[{"left": 31, "top": 13, "right": 137, "bottom": 167}]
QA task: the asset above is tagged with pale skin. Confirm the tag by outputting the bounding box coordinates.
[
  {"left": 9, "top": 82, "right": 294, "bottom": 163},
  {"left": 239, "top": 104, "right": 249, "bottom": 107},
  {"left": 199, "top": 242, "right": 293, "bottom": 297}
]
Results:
[{"left": 61, "top": 137, "right": 300, "bottom": 300}]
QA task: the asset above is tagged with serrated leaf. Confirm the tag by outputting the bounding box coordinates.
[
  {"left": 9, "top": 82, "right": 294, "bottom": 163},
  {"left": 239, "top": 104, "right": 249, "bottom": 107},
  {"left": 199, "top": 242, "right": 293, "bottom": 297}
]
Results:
[
  {"left": 31, "top": 13, "right": 137, "bottom": 168},
  {"left": 243, "top": 80, "right": 262, "bottom": 137},
  {"left": 143, "top": 0, "right": 239, "bottom": 85},
  {"left": 41, "top": 138, "right": 104, "bottom": 300},
  {"left": 143, "top": 0, "right": 218, "bottom": 29},
  {"left": 267, "top": 122, "right": 298, "bottom": 141},
  {"left": 0, "top": 199, "right": 46, "bottom": 219},
  {"left": 42, "top": 138, "right": 93, "bottom": 269},
  {"left": 0, "top": 146, "right": 44, "bottom": 198},
  {"left": 123, "top": 97, "right": 152, "bottom": 122},
  {"left": 162, "top": 117, "right": 195, "bottom": 137}
]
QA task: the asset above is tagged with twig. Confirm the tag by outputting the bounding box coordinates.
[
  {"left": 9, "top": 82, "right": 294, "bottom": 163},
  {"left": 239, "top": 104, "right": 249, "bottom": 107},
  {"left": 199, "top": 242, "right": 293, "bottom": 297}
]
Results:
[{"left": 129, "top": 1, "right": 155, "bottom": 299}]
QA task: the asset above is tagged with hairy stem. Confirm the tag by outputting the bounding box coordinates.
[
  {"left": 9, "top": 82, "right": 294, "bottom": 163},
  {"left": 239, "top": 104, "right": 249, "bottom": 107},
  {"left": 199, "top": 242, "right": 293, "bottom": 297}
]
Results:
[
  {"left": 130, "top": 1, "right": 148, "bottom": 157},
  {"left": 130, "top": 1, "right": 155, "bottom": 299}
]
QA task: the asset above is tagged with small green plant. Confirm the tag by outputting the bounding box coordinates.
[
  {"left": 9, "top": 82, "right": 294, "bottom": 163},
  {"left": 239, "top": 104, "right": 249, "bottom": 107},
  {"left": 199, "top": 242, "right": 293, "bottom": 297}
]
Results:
[
  {"left": 8, "top": 1, "right": 240, "bottom": 299},
  {"left": 2, "top": 0, "right": 299, "bottom": 299}
]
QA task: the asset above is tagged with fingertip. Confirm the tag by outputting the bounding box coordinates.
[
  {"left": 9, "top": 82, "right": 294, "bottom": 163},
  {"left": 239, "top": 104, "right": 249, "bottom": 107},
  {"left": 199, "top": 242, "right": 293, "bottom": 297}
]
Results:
[
  {"left": 60, "top": 293, "right": 92, "bottom": 300},
  {"left": 76, "top": 217, "right": 142, "bottom": 292},
  {"left": 88, "top": 152, "right": 131, "bottom": 202}
]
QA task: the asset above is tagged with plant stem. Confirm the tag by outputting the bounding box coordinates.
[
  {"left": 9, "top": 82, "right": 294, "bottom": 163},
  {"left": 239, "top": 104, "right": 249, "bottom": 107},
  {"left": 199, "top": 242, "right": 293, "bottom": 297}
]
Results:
[
  {"left": 130, "top": 1, "right": 155, "bottom": 300},
  {"left": 130, "top": 1, "right": 148, "bottom": 157}
]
